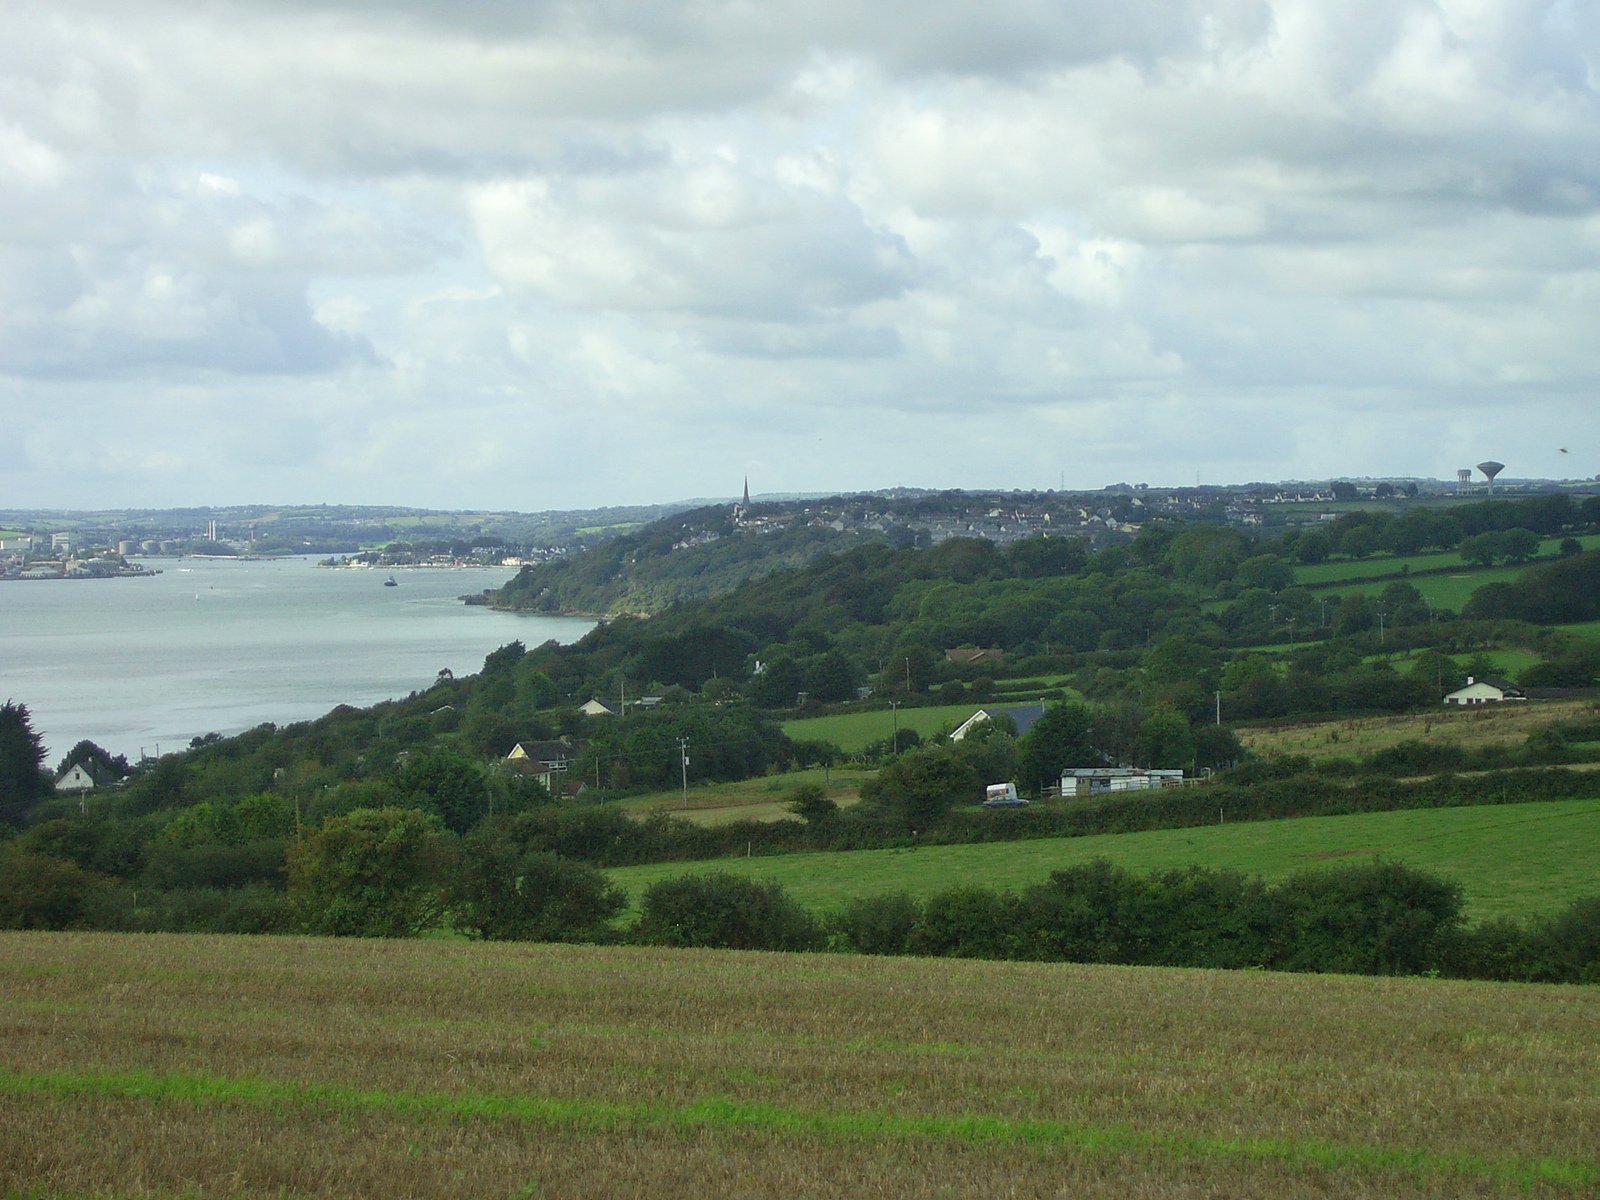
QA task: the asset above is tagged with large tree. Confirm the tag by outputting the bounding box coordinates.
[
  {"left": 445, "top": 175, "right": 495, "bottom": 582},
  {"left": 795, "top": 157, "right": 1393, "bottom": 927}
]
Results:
[
  {"left": 286, "top": 807, "right": 455, "bottom": 937},
  {"left": 452, "top": 825, "right": 623, "bottom": 942},
  {"left": 1016, "top": 701, "right": 1099, "bottom": 794},
  {"left": 0, "top": 701, "right": 48, "bottom": 828}
]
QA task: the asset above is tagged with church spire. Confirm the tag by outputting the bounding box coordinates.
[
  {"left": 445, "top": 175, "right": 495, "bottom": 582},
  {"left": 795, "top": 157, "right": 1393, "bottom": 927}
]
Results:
[{"left": 742, "top": 476, "right": 750, "bottom": 506}]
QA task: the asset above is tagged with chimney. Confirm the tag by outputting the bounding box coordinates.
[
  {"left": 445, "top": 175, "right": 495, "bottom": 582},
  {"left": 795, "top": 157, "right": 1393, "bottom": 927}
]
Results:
[{"left": 1466, "top": 676, "right": 1474, "bottom": 686}]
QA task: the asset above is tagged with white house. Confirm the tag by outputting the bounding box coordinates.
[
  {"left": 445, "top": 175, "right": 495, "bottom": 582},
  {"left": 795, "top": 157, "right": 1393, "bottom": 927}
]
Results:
[
  {"left": 1442, "top": 677, "right": 1525, "bottom": 705},
  {"left": 578, "top": 698, "right": 617, "bottom": 717},
  {"left": 53, "top": 760, "right": 124, "bottom": 794},
  {"left": 950, "top": 703, "right": 1047, "bottom": 741},
  {"left": 54, "top": 763, "right": 100, "bottom": 793}
]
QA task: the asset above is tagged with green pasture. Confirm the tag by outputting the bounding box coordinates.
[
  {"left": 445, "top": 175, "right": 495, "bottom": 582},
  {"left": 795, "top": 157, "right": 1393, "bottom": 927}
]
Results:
[
  {"left": 608, "top": 797, "right": 1600, "bottom": 923},
  {"left": 1313, "top": 566, "right": 1526, "bottom": 612},
  {"left": 1561, "top": 620, "right": 1600, "bottom": 642},
  {"left": 1378, "top": 647, "right": 1544, "bottom": 679},
  {"left": 1293, "top": 533, "right": 1600, "bottom": 589},
  {"left": 783, "top": 702, "right": 985, "bottom": 752}
]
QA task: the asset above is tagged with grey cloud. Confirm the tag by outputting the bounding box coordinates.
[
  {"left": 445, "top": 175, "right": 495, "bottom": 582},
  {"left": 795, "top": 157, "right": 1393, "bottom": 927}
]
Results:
[{"left": 5, "top": 0, "right": 1599, "bottom": 509}]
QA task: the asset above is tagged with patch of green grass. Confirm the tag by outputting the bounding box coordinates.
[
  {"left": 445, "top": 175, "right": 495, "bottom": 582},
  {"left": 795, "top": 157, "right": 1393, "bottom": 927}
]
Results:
[
  {"left": 1560, "top": 620, "right": 1600, "bottom": 642},
  {"left": 607, "top": 798, "right": 1600, "bottom": 922},
  {"left": 2, "top": 1066, "right": 1590, "bottom": 1192},
  {"left": 1379, "top": 648, "right": 1543, "bottom": 678},
  {"left": 1311, "top": 566, "right": 1528, "bottom": 612},
  {"left": 782, "top": 703, "right": 983, "bottom": 752},
  {"left": 1293, "top": 534, "right": 1600, "bottom": 588}
]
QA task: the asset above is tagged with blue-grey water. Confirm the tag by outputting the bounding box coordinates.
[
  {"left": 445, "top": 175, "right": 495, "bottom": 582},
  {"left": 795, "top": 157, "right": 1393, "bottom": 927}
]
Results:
[{"left": 0, "top": 557, "right": 593, "bottom": 763}]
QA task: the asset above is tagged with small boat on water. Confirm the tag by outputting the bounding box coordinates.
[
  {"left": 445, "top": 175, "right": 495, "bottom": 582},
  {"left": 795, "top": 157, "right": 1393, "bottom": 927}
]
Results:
[{"left": 384, "top": 575, "right": 398, "bottom": 587}]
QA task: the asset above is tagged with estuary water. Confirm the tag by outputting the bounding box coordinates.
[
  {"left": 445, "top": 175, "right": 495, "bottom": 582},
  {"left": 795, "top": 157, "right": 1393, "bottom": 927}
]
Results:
[{"left": 0, "top": 557, "right": 594, "bottom": 763}]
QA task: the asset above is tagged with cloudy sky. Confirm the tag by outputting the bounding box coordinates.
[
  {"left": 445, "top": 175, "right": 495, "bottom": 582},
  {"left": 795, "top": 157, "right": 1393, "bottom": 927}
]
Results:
[{"left": 4, "top": 0, "right": 1598, "bottom": 511}]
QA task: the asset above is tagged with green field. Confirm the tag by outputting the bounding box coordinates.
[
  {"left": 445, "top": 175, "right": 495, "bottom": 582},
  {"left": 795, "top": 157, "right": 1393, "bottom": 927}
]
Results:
[
  {"left": 608, "top": 798, "right": 1600, "bottom": 923},
  {"left": 1562, "top": 620, "right": 1600, "bottom": 642},
  {"left": 1312, "top": 566, "right": 1527, "bottom": 611},
  {"left": 1293, "top": 533, "right": 1600, "bottom": 588},
  {"left": 783, "top": 702, "right": 987, "bottom": 751},
  {"left": 3, "top": 933, "right": 1596, "bottom": 1199},
  {"left": 1381, "top": 647, "right": 1544, "bottom": 678}
]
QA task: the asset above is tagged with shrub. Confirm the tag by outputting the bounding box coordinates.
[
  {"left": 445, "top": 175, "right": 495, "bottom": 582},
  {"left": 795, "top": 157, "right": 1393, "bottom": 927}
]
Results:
[
  {"left": 0, "top": 850, "right": 109, "bottom": 930},
  {"left": 1272, "top": 858, "right": 1464, "bottom": 976},
  {"left": 1525, "top": 895, "right": 1600, "bottom": 984},
  {"left": 828, "top": 892, "right": 921, "bottom": 956},
  {"left": 80, "top": 884, "right": 290, "bottom": 935},
  {"left": 634, "top": 872, "right": 823, "bottom": 952},
  {"left": 286, "top": 807, "right": 456, "bottom": 937},
  {"left": 908, "top": 886, "right": 1019, "bottom": 959},
  {"left": 453, "top": 829, "right": 623, "bottom": 942}
]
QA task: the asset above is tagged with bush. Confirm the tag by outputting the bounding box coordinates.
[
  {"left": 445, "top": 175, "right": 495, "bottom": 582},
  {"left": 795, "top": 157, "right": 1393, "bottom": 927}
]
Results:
[
  {"left": 1365, "top": 740, "right": 1468, "bottom": 776},
  {"left": 1525, "top": 895, "right": 1600, "bottom": 984},
  {"left": 828, "top": 892, "right": 921, "bottom": 955},
  {"left": 1272, "top": 858, "right": 1464, "bottom": 976},
  {"left": 908, "top": 886, "right": 1019, "bottom": 959},
  {"left": 0, "top": 850, "right": 109, "bottom": 930},
  {"left": 453, "top": 827, "right": 623, "bottom": 942},
  {"left": 80, "top": 884, "right": 290, "bottom": 934},
  {"left": 286, "top": 807, "right": 456, "bottom": 937},
  {"left": 634, "top": 872, "right": 823, "bottom": 951}
]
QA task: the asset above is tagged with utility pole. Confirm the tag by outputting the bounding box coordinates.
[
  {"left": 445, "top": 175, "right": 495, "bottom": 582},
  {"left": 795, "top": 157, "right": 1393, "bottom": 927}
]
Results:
[
  {"left": 1215, "top": 690, "right": 1221, "bottom": 726},
  {"left": 904, "top": 656, "right": 911, "bottom": 695},
  {"left": 890, "top": 699, "right": 900, "bottom": 755},
  {"left": 681, "top": 739, "right": 691, "bottom": 807}
]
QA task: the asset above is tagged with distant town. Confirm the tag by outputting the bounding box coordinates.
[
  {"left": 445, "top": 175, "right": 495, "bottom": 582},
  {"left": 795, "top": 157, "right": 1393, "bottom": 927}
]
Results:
[{"left": 4, "top": 470, "right": 1596, "bottom": 581}]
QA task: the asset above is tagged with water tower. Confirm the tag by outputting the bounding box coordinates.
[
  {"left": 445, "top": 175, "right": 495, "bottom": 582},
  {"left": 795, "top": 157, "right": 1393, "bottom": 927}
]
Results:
[
  {"left": 1477, "top": 461, "right": 1505, "bottom": 493},
  {"left": 1455, "top": 468, "right": 1471, "bottom": 493}
]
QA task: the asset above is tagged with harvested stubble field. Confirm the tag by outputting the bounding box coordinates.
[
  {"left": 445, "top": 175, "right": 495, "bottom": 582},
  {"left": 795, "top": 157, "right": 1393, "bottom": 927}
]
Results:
[
  {"left": 1238, "top": 699, "right": 1595, "bottom": 761},
  {"left": 2, "top": 935, "right": 1597, "bottom": 1200},
  {"left": 614, "top": 765, "right": 872, "bottom": 826}
]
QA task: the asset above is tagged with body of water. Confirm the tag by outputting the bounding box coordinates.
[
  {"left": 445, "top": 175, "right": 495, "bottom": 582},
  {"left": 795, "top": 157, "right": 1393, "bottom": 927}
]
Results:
[{"left": 0, "top": 557, "right": 593, "bottom": 763}]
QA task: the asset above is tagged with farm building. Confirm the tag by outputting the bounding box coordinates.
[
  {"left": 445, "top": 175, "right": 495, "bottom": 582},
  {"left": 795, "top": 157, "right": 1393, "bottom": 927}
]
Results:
[{"left": 1061, "top": 767, "right": 1186, "bottom": 797}]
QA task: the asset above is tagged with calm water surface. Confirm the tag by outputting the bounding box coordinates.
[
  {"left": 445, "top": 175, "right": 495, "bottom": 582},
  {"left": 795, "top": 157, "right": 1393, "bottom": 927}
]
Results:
[{"left": 0, "top": 557, "right": 593, "bottom": 762}]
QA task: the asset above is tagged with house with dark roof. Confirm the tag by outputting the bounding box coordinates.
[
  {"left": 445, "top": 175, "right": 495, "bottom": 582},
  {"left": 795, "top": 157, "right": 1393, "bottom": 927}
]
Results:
[
  {"left": 950, "top": 703, "right": 1047, "bottom": 740},
  {"left": 505, "top": 740, "right": 583, "bottom": 790}
]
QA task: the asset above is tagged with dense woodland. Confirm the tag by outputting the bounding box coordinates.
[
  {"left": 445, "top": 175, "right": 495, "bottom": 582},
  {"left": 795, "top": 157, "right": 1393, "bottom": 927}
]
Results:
[{"left": 3, "top": 491, "right": 1599, "bottom": 981}]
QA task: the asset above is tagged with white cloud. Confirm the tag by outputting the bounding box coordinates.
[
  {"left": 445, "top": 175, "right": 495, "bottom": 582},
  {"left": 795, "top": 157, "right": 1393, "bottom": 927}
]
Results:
[{"left": 2, "top": 0, "right": 1599, "bottom": 508}]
